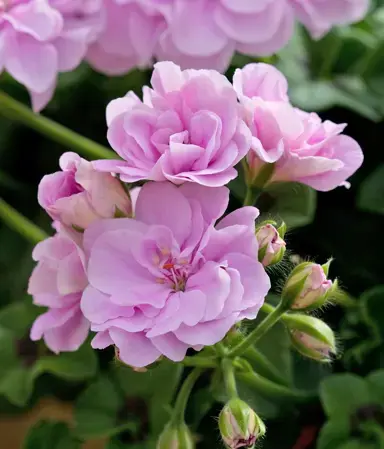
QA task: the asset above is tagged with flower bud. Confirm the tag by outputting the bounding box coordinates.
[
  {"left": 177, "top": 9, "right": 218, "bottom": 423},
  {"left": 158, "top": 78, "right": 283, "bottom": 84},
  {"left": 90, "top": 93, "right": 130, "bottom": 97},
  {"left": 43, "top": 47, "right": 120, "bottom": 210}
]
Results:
[
  {"left": 219, "top": 398, "right": 266, "bottom": 448},
  {"left": 282, "top": 261, "right": 334, "bottom": 311},
  {"left": 285, "top": 314, "right": 337, "bottom": 362},
  {"left": 256, "top": 221, "right": 286, "bottom": 267},
  {"left": 157, "top": 422, "right": 195, "bottom": 449}
]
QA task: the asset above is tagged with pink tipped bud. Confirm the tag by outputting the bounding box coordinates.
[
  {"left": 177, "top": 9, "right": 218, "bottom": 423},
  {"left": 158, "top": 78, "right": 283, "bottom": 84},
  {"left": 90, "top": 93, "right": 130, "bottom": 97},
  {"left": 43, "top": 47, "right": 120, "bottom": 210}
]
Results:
[
  {"left": 219, "top": 398, "right": 265, "bottom": 448},
  {"left": 256, "top": 222, "right": 286, "bottom": 267},
  {"left": 282, "top": 261, "right": 335, "bottom": 311},
  {"left": 157, "top": 422, "right": 195, "bottom": 449},
  {"left": 285, "top": 314, "right": 337, "bottom": 363}
]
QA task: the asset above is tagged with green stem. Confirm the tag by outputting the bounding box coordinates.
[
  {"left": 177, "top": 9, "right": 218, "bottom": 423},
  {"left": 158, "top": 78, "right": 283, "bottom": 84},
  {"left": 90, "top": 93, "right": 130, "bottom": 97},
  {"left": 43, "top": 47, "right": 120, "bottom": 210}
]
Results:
[
  {"left": 243, "top": 347, "right": 289, "bottom": 386},
  {"left": 0, "top": 90, "right": 115, "bottom": 160},
  {"left": 172, "top": 368, "right": 202, "bottom": 425},
  {"left": 228, "top": 302, "right": 287, "bottom": 358},
  {"left": 236, "top": 371, "right": 315, "bottom": 402},
  {"left": 0, "top": 198, "right": 48, "bottom": 243},
  {"left": 243, "top": 186, "right": 262, "bottom": 206},
  {"left": 222, "top": 358, "right": 238, "bottom": 399},
  {"left": 181, "top": 356, "right": 217, "bottom": 368}
]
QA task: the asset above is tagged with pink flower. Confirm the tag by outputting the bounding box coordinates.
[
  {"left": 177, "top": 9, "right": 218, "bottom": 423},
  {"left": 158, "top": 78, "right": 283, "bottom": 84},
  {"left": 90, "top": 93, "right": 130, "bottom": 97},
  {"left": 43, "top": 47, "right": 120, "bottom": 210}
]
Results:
[
  {"left": 28, "top": 231, "right": 89, "bottom": 352},
  {"left": 94, "top": 61, "right": 251, "bottom": 187},
  {"left": 81, "top": 182, "right": 270, "bottom": 367},
  {"left": 38, "top": 152, "right": 132, "bottom": 229},
  {"left": 234, "top": 64, "right": 364, "bottom": 191},
  {"left": 86, "top": 0, "right": 166, "bottom": 75},
  {"left": 290, "top": 0, "right": 370, "bottom": 39},
  {"left": 0, "top": 0, "right": 103, "bottom": 111},
  {"left": 157, "top": 0, "right": 294, "bottom": 72},
  {"left": 256, "top": 223, "right": 286, "bottom": 267}
]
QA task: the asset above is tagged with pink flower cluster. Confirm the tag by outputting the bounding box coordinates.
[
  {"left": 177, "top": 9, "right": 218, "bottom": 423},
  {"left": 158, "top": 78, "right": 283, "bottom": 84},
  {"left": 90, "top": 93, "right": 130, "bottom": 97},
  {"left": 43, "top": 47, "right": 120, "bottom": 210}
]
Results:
[
  {"left": 1, "top": 0, "right": 370, "bottom": 110},
  {"left": 28, "top": 62, "right": 363, "bottom": 368}
]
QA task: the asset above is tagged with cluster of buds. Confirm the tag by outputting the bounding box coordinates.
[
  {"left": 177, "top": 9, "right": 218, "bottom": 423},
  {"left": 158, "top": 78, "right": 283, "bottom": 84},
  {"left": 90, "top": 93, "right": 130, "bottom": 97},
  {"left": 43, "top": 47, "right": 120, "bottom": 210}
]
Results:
[
  {"left": 219, "top": 398, "right": 266, "bottom": 448},
  {"left": 256, "top": 221, "right": 286, "bottom": 267}
]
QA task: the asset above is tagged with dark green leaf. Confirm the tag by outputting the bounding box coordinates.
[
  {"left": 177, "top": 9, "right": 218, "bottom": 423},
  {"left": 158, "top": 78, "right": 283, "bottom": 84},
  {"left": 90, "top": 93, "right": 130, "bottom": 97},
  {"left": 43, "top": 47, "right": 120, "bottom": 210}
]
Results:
[
  {"left": 367, "top": 370, "right": 384, "bottom": 403},
  {"left": 0, "top": 366, "right": 34, "bottom": 407},
  {"left": 260, "top": 182, "right": 316, "bottom": 229},
  {"left": 320, "top": 374, "right": 373, "bottom": 418},
  {"left": 317, "top": 417, "right": 350, "bottom": 449},
  {"left": 357, "top": 165, "right": 384, "bottom": 215},
  {"left": 23, "top": 420, "right": 80, "bottom": 449},
  {"left": 0, "top": 301, "right": 39, "bottom": 338},
  {"left": 33, "top": 341, "right": 98, "bottom": 381}
]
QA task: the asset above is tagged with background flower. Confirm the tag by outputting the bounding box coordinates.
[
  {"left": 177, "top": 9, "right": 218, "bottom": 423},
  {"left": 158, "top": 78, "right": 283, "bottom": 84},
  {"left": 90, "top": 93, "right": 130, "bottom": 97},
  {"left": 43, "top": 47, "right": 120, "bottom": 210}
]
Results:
[{"left": 81, "top": 182, "right": 270, "bottom": 367}]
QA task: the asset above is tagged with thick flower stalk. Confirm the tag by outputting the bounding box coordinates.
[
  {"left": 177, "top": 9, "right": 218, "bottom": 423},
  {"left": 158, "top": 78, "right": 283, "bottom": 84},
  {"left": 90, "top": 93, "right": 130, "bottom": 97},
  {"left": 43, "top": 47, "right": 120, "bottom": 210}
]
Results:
[{"left": 81, "top": 182, "right": 270, "bottom": 367}]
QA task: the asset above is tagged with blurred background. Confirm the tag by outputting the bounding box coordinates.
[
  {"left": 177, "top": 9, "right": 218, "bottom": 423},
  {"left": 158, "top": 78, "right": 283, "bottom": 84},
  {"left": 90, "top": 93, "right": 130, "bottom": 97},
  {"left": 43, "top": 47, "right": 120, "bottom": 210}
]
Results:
[{"left": 0, "top": 2, "right": 384, "bottom": 448}]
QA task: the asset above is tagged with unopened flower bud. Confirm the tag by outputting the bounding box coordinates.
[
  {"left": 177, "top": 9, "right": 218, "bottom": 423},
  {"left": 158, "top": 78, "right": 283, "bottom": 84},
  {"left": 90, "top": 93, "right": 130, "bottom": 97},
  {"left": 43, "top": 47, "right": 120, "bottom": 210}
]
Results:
[
  {"left": 157, "top": 422, "right": 195, "bottom": 449},
  {"left": 219, "top": 398, "right": 266, "bottom": 448},
  {"left": 282, "top": 261, "right": 335, "bottom": 311},
  {"left": 256, "top": 221, "right": 286, "bottom": 267},
  {"left": 286, "top": 314, "right": 337, "bottom": 363}
]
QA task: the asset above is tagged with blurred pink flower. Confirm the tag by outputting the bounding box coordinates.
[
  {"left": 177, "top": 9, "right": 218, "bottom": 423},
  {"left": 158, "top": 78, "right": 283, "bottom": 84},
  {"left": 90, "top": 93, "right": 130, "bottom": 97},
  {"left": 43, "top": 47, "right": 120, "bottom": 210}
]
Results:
[
  {"left": 94, "top": 61, "right": 251, "bottom": 187},
  {"left": 156, "top": 0, "right": 294, "bottom": 72},
  {"left": 87, "top": 0, "right": 166, "bottom": 75},
  {"left": 81, "top": 182, "right": 270, "bottom": 367},
  {"left": 38, "top": 151, "right": 132, "bottom": 229},
  {"left": 290, "top": 0, "right": 371, "bottom": 39},
  {"left": 0, "top": 0, "right": 103, "bottom": 111},
  {"left": 28, "top": 231, "right": 89, "bottom": 352},
  {"left": 234, "top": 63, "right": 364, "bottom": 191}
]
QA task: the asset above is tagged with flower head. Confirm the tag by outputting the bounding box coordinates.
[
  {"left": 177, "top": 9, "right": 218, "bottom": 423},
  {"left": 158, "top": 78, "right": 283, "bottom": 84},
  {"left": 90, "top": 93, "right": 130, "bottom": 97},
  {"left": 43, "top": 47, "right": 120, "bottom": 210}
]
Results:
[
  {"left": 290, "top": 0, "right": 370, "bottom": 39},
  {"left": 235, "top": 63, "right": 364, "bottom": 191},
  {"left": 38, "top": 152, "right": 132, "bottom": 230},
  {"left": 256, "top": 222, "right": 286, "bottom": 267},
  {"left": 0, "top": 0, "right": 103, "bottom": 110},
  {"left": 157, "top": 422, "right": 195, "bottom": 449},
  {"left": 28, "top": 230, "right": 89, "bottom": 353},
  {"left": 81, "top": 181, "right": 270, "bottom": 367},
  {"left": 94, "top": 61, "right": 252, "bottom": 187}
]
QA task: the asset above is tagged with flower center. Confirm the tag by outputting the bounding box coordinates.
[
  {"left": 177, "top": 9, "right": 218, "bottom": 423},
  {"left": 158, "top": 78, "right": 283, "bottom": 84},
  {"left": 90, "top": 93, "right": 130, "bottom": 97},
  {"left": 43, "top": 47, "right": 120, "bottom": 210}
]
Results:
[{"left": 154, "top": 249, "right": 190, "bottom": 292}]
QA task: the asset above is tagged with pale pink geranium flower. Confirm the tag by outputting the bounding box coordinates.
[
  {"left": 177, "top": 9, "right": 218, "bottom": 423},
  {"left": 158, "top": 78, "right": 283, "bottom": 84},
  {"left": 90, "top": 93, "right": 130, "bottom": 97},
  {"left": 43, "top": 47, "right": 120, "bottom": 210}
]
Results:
[
  {"left": 86, "top": 0, "right": 166, "bottom": 75},
  {"left": 28, "top": 230, "right": 89, "bottom": 352},
  {"left": 0, "top": 0, "right": 103, "bottom": 111},
  {"left": 94, "top": 61, "right": 251, "bottom": 187},
  {"left": 156, "top": 0, "right": 294, "bottom": 72},
  {"left": 289, "top": 0, "right": 371, "bottom": 39},
  {"left": 38, "top": 152, "right": 132, "bottom": 230},
  {"left": 234, "top": 63, "right": 363, "bottom": 191},
  {"left": 81, "top": 182, "right": 270, "bottom": 367}
]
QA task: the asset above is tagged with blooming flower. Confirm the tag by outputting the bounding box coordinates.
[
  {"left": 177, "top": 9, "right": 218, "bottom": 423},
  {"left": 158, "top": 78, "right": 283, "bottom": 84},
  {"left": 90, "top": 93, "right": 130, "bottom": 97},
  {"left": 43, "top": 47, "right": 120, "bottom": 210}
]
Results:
[
  {"left": 38, "top": 151, "right": 132, "bottom": 230},
  {"left": 94, "top": 61, "right": 251, "bottom": 187},
  {"left": 290, "top": 0, "right": 371, "bottom": 39},
  {"left": 234, "top": 63, "right": 364, "bottom": 191},
  {"left": 0, "top": 0, "right": 103, "bottom": 111},
  {"left": 156, "top": 0, "right": 294, "bottom": 72},
  {"left": 86, "top": 0, "right": 166, "bottom": 75},
  {"left": 81, "top": 182, "right": 270, "bottom": 367},
  {"left": 28, "top": 230, "right": 89, "bottom": 352}
]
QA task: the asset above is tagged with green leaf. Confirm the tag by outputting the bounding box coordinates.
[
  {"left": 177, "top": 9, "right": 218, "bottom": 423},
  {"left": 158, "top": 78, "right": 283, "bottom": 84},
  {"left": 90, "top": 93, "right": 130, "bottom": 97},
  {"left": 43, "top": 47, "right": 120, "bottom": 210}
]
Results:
[
  {"left": 357, "top": 165, "right": 384, "bottom": 215},
  {"left": 335, "top": 440, "right": 377, "bottom": 449},
  {"left": 317, "top": 417, "right": 350, "bottom": 449},
  {"left": 0, "top": 301, "right": 39, "bottom": 338},
  {"left": 23, "top": 420, "right": 80, "bottom": 449},
  {"left": 260, "top": 182, "right": 316, "bottom": 229},
  {"left": 74, "top": 376, "right": 137, "bottom": 439},
  {"left": 320, "top": 374, "right": 373, "bottom": 418},
  {"left": 367, "top": 370, "right": 384, "bottom": 403},
  {"left": 0, "top": 366, "right": 34, "bottom": 407},
  {"left": 113, "top": 361, "right": 182, "bottom": 437},
  {"left": 33, "top": 341, "right": 98, "bottom": 381}
]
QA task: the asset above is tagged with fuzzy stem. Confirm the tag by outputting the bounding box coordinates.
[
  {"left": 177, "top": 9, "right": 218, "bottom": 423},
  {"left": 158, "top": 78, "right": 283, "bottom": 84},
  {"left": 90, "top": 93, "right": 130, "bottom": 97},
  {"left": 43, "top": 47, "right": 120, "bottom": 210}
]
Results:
[
  {"left": 0, "top": 198, "right": 48, "bottom": 243},
  {"left": 222, "top": 358, "right": 238, "bottom": 399},
  {"left": 0, "top": 90, "right": 114, "bottom": 160},
  {"left": 228, "top": 302, "right": 287, "bottom": 358}
]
